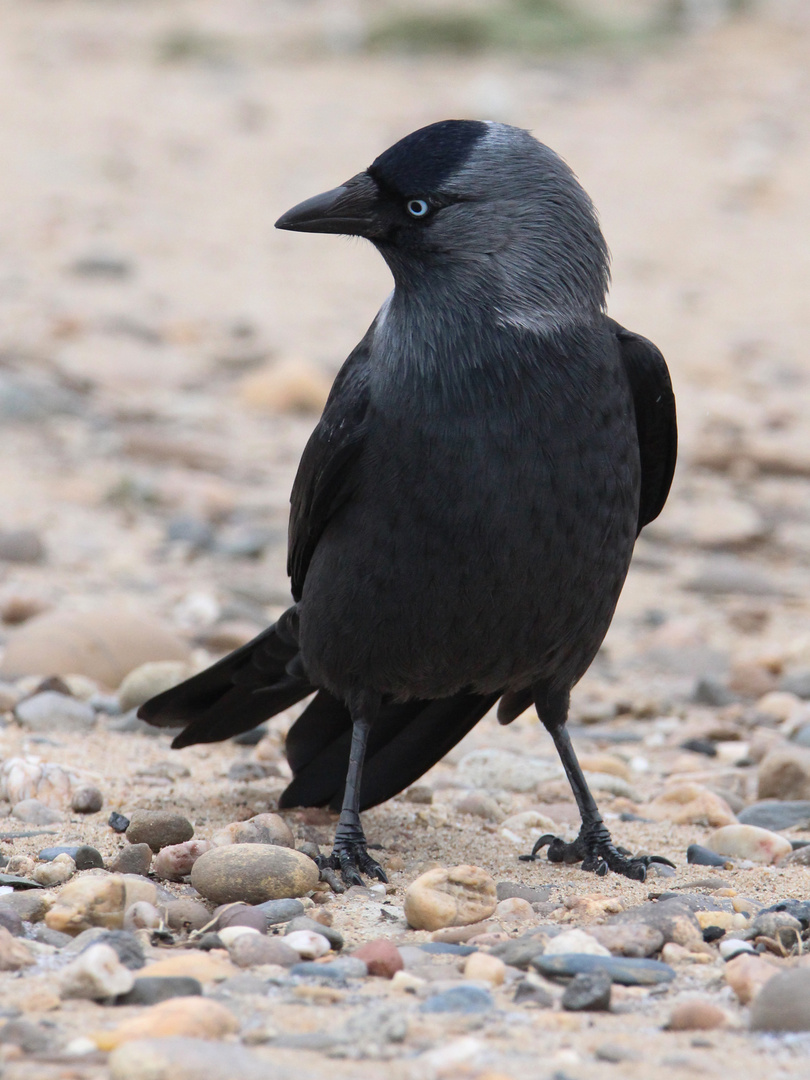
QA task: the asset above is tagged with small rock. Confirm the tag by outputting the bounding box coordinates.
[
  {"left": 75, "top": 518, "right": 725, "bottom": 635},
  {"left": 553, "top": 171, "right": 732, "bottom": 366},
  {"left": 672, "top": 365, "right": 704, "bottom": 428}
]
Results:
[
  {"left": 153, "top": 840, "right": 211, "bottom": 881},
  {"left": 489, "top": 937, "right": 548, "bottom": 968},
  {"left": 532, "top": 954, "right": 675, "bottom": 986},
  {"left": 610, "top": 899, "right": 705, "bottom": 951},
  {"left": 724, "top": 952, "right": 781, "bottom": 1004},
  {"left": 562, "top": 970, "right": 612, "bottom": 1011},
  {"left": 758, "top": 747, "right": 810, "bottom": 800},
  {"left": 45, "top": 874, "right": 155, "bottom": 935},
  {"left": 352, "top": 939, "right": 403, "bottom": 978},
  {"left": 80, "top": 929, "right": 145, "bottom": 969},
  {"left": 216, "top": 925, "right": 259, "bottom": 948},
  {"left": 750, "top": 969, "right": 810, "bottom": 1031},
  {"left": 705, "top": 824, "right": 792, "bottom": 864},
  {"left": 0, "top": 529, "right": 46, "bottom": 564},
  {"left": 109, "top": 812, "right": 130, "bottom": 833},
  {"left": 495, "top": 882, "right": 550, "bottom": 904},
  {"left": 719, "top": 938, "right": 757, "bottom": 960},
  {"left": 11, "top": 798, "right": 64, "bottom": 825},
  {"left": 420, "top": 984, "right": 494, "bottom": 1014},
  {"left": 118, "top": 661, "right": 195, "bottom": 713},
  {"left": 160, "top": 899, "right": 212, "bottom": 933},
  {"left": 210, "top": 813, "right": 294, "bottom": 848},
  {"left": 666, "top": 998, "right": 728, "bottom": 1030},
  {"left": 33, "top": 853, "right": 75, "bottom": 886},
  {"left": 695, "top": 910, "right": 749, "bottom": 932},
  {"left": 430, "top": 920, "right": 495, "bottom": 944},
  {"left": 107, "top": 1036, "right": 269, "bottom": 1080},
  {"left": 138, "top": 953, "right": 236, "bottom": 982},
  {"left": 513, "top": 974, "right": 555, "bottom": 1007},
  {"left": 71, "top": 786, "right": 104, "bottom": 814},
  {"left": 404, "top": 864, "right": 497, "bottom": 931},
  {"left": 111, "top": 843, "right": 153, "bottom": 876},
  {"left": 228, "top": 934, "right": 299, "bottom": 968},
  {"left": 214, "top": 903, "right": 267, "bottom": 933},
  {"left": 404, "top": 784, "right": 433, "bottom": 804},
  {"left": 750, "top": 910, "right": 803, "bottom": 938},
  {"left": 284, "top": 930, "right": 331, "bottom": 959},
  {"left": 0, "top": 908, "right": 23, "bottom": 937},
  {"left": 39, "top": 844, "right": 104, "bottom": 871},
  {"left": 455, "top": 792, "right": 505, "bottom": 823},
  {"left": 255, "top": 898, "right": 305, "bottom": 925},
  {"left": 543, "top": 929, "right": 611, "bottom": 957},
  {"left": 646, "top": 783, "right": 737, "bottom": 827},
  {"left": 0, "top": 606, "right": 191, "bottom": 685},
  {"left": 116, "top": 977, "right": 203, "bottom": 1007},
  {"left": 494, "top": 896, "right": 534, "bottom": 921},
  {"left": 0, "top": 890, "right": 49, "bottom": 923},
  {"left": 588, "top": 923, "right": 665, "bottom": 958},
  {"left": 463, "top": 952, "right": 505, "bottom": 985},
  {"left": 284, "top": 915, "right": 343, "bottom": 950},
  {"left": 14, "top": 690, "right": 95, "bottom": 733},
  {"left": 124, "top": 902, "right": 161, "bottom": 932},
  {"left": 190, "top": 844, "right": 319, "bottom": 904},
  {"left": 291, "top": 956, "right": 368, "bottom": 980},
  {"left": 59, "top": 943, "right": 135, "bottom": 1000},
  {"left": 95, "top": 997, "right": 240, "bottom": 1050},
  {"left": 0, "top": 927, "right": 35, "bottom": 970},
  {"left": 739, "top": 800, "right": 810, "bottom": 830},
  {"left": 126, "top": 810, "right": 194, "bottom": 853},
  {"left": 687, "top": 844, "right": 732, "bottom": 867}
]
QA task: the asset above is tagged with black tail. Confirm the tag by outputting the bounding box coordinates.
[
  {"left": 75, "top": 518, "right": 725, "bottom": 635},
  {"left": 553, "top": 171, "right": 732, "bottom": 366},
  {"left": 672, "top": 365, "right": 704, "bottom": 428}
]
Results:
[
  {"left": 280, "top": 690, "right": 499, "bottom": 811},
  {"left": 137, "top": 621, "right": 314, "bottom": 749}
]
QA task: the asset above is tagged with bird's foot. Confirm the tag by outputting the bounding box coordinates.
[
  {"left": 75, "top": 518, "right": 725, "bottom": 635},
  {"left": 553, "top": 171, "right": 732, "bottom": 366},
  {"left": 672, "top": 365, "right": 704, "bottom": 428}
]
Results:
[
  {"left": 316, "top": 817, "right": 388, "bottom": 887},
  {"left": 519, "top": 826, "right": 674, "bottom": 882}
]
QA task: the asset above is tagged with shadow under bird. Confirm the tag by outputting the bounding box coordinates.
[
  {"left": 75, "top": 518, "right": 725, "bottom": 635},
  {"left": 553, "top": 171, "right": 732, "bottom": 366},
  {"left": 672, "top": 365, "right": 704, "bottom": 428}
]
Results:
[{"left": 139, "top": 120, "right": 677, "bottom": 885}]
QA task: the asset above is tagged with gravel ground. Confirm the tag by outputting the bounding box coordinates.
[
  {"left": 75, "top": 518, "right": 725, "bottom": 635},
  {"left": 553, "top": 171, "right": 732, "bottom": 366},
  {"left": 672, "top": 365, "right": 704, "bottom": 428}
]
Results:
[{"left": 2, "top": 3, "right": 810, "bottom": 1078}]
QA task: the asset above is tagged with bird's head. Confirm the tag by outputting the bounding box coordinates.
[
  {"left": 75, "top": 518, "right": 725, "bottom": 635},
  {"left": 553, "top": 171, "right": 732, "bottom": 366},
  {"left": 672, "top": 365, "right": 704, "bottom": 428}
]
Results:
[{"left": 276, "top": 120, "right": 609, "bottom": 326}]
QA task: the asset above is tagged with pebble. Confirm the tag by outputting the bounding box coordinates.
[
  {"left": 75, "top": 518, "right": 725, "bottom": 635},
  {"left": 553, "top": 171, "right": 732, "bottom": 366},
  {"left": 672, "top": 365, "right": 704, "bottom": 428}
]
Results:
[
  {"left": 561, "top": 970, "right": 612, "bottom": 1011},
  {"left": 463, "top": 952, "right": 506, "bottom": 986},
  {"left": 95, "top": 997, "right": 240, "bottom": 1050},
  {"left": 284, "top": 930, "right": 331, "bottom": 959},
  {"left": 0, "top": 528, "right": 46, "bottom": 563},
  {"left": 719, "top": 938, "right": 757, "bottom": 961},
  {"left": 543, "top": 929, "right": 611, "bottom": 957},
  {"left": 281, "top": 915, "right": 342, "bottom": 950},
  {"left": 11, "top": 798, "right": 64, "bottom": 825},
  {"left": 230, "top": 935, "right": 299, "bottom": 968},
  {"left": 124, "top": 902, "right": 162, "bottom": 932},
  {"left": 750, "top": 969, "right": 810, "bottom": 1031},
  {"left": 139, "top": 953, "right": 236, "bottom": 982},
  {"left": 39, "top": 844, "right": 103, "bottom": 870},
  {"left": 532, "top": 954, "right": 676, "bottom": 986},
  {"left": 14, "top": 690, "right": 96, "bottom": 733},
  {"left": 210, "top": 812, "right": 295, "bottom": 848},
  {"left": 33, "top": 853, "right": 75, "bottom": 885},
  {"left": 704, "top": 823, "right": 792, "bottom": 864},
  {"left": 116, "top": 977, "right": 203, "bottom": 1007},
  {"left": 588, "top": 923, "right": 665, "bottom": 958},
  {"left": 750, "top": 910, "right": 803, "bottom": 937},
  {"left": 0, "top": 908, "right": 23, "bottom": 937},
  {"left": 351, "top": 938, "right": 404, "bottom": 978},
  {"left": 455, "top": 792, "right": 506, "bottom": 822},
  {"left": 111, "top": 843, "right": 153, "bottom": 876},
  {"left": 153, "top": 840, "right": 211, "bottom": 881},
  {"left": 79, "top": 929, "right": 145, "bottom": 969},
  {"left": 108, "top": 1036, "right": 269, "bottom": 1080},
  {"left": 0, "top": 606, "right": 191, "bottom": 685},
  {"left": 456, "top": 748, "right": 561, "bottom": 792},
  {"left": 191, "top": 843, "right": 319, "bottom": 903},
  {"left": 45, "top": 874, "right": 156, "bottom": 934},
  {"left": 404, "top": 864, "right": 497, "bottom": 931},
  {"left": 489, "top": 937, "right": 547, "bottom": 968},
  {"left": 156, "top": 899, "right": 208, "bottom": 933},
  {"left": 738, "top": 800, "right": 810, "bottom": 830},
  {"left": 645, "top": 783, "right": 737, "bottom": 827},
  {"left": 611, "top": 899, "right": 705, "bottom": 951},
  {"left": 495, "top": 881, "right": 550, "bottom": 904},
  {"left": 0, "top": 927, "right": 35, "bottom": 971},
  {"left": 513, "top": 974, "right": 555, "bottom": 1007},
  {"left": 758, "top": 747, "right": 810, "bottom": 800},
  {"left": 291, "top": 957, "right": 368, "bottom": 980},
  {"left": 420, "top": 984, "right": 494, "bottom": 1014},
  {"left": 109, "top": 812, "right": 130, "bottom": 833},
  {"left": 214, "top": 903, "right": 266, "bottom": 933},
  {"left": 494, "top": 896, "right": 534, "bottom": 921},
  {"left": 59, "top": 943, "right": 136, "bottom": 1000},
  {"left": 118, "top": 661, "right": 195, "bottom": 713},
  {"left": 724, "top": 952, "right": 781, "bottom": 1004},
  {"left": 666, "top": 999, "right": 729, "bottom": 1030},
  {"left": 687, "top": 844, "right": 732, "bottom": 867},
  {"left": 256, "top": 898, "right": 305, "bottom": 925},
  {"left": 0, "top": 890, "right": 49, "bottom": 923},
  {"left": 71, "top": 785, "right": 104, "bottom": 814},
  {"left": 126, "top": 810, "right": 194, "bottom": 852}
]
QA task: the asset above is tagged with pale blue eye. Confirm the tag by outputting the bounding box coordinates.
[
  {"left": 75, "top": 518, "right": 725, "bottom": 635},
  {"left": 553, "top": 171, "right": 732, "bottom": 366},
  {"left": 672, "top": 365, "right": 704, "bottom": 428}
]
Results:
[{"left": 407, "top": 199, "right": 429, "bottom": 218}]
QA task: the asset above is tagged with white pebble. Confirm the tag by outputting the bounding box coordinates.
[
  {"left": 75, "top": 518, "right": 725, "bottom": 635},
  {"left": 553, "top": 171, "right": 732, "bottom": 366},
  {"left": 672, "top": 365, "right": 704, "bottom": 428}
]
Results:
[
  {"left": 217, "top": 925, "right": 261, "bottom": 947},
  {"left": 58, "top": 943, "right": 134, "bottom": 1000},
  {"left": 543, "top": 929, "right": 611, "bottom": 957},
  {"left": 284, "top": 930, "right": 331, "bottom": 959},
  {"left": 720, "top": 938, "right": 757, "bottom": 961}
]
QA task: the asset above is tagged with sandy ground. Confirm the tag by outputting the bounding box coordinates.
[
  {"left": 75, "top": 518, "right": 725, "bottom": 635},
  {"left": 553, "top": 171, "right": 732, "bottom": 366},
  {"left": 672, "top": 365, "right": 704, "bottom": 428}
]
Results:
[{"left": 2, "top": 2, "right": 810, "bottom": 1078}]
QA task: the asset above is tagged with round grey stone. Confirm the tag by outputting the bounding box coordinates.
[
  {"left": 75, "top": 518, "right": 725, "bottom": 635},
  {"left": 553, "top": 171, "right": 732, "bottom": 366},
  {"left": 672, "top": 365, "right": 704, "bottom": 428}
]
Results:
[
  {"left": 562, "top": 970, "right": 612, "bottom": 1011},
  {"left": 125, "top": 810, "right": 194, "bottom": 852},
  {"left": 14, "top": 691, "right": 95, "bottom": 733},
  {"left": 71, "top": 786, "right": 104, "bottom": 814}
]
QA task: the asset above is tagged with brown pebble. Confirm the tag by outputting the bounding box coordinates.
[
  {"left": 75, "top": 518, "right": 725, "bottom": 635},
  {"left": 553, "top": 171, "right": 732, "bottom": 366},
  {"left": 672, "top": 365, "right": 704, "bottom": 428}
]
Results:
[
  {"left": 126, "top": 810, "right": 194, "bottom": 853},
  {"left": 351, "top": 939, "right": 404, "bottom": 978},
  {"left": 111, "top": 844, "right": 153, "bottom": 877},
  {"left": 666, "top": 998, "right": 729, "bottom": 1031},
  {"left": 724, "top": 952, "right": 782, "bottom": 1004},
  {"left": 229, "top": 935, "right": 300, "bottom": 969},
  {"left": 161, "top": 900, "right": 212, "bottom": 933},
  {"left": 71, "top": 786, "right": 103, "bottom": 814},
  {"left": 404, "top": 864, "right": 497, "bottom": 931},
  {"left": 214, "top": 904, "right": 267, "bottom": 933}
]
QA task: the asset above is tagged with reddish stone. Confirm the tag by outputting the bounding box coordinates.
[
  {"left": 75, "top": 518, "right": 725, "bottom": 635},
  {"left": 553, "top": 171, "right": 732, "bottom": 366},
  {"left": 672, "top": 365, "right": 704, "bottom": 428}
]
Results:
[{"left": 351, "top": 939, "right": 404, "bottom": 978}]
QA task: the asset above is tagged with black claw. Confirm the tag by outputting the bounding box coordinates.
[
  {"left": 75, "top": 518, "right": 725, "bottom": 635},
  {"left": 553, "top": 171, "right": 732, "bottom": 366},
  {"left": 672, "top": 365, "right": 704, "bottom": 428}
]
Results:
[
  {"left": 317, "top": 840, "right": 388, "bottom": 886},
  {"left": 523, "top": 828, "right": 670, "bottom": 882}
]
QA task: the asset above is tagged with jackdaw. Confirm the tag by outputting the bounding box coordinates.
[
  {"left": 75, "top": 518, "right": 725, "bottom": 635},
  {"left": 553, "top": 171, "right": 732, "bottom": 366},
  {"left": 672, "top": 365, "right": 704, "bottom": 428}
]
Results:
[{"left": 139, "top": 120, "right": 677, "bottom": 884}]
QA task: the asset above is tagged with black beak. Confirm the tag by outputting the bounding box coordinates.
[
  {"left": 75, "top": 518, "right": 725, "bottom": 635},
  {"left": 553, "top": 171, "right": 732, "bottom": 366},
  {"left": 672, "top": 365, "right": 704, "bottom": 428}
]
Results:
[{"left": 275, "top": 172, "right": 381, "bottom": 238}]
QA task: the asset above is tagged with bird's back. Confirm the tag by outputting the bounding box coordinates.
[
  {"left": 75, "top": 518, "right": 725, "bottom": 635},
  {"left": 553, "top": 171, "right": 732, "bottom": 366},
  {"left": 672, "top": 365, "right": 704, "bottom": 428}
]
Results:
[{"left": 297, "top": 315, "right": 640, "bottom": 702}]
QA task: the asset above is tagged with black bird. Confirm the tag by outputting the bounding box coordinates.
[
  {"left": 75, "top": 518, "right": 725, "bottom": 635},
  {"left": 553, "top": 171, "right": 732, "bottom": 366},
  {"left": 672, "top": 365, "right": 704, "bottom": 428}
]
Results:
[{"left": 139, "top": 120, "right": 677, "bottom": 885}]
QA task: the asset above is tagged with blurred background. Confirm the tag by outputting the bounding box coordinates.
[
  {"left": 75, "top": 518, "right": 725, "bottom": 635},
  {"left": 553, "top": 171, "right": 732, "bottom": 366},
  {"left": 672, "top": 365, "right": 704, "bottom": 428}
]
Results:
[{"left": 1, "top": 0, "right": 810, "bottom": 713}]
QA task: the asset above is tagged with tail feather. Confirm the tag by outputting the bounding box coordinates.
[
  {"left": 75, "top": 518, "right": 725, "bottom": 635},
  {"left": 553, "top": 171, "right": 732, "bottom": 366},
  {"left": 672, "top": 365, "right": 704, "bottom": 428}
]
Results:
[{"left": 279, "top": 691, "right": 499, "bottom": 811}]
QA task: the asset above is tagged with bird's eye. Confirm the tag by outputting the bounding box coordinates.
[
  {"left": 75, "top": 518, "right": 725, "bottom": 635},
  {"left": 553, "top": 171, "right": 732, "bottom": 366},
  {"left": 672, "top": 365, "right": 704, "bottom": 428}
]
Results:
[{"left": 406, "top": 199, "right": 430, "bottom": 218}]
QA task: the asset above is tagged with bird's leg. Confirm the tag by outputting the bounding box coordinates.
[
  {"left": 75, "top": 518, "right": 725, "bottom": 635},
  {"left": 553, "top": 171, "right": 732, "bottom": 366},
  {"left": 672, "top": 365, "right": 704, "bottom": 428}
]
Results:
[
  {"left": 521, "top": 684, "right": 674, "bottom": 882},
  {"left": 317, "top": 689, "right": 388, "bottom": 887}
]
